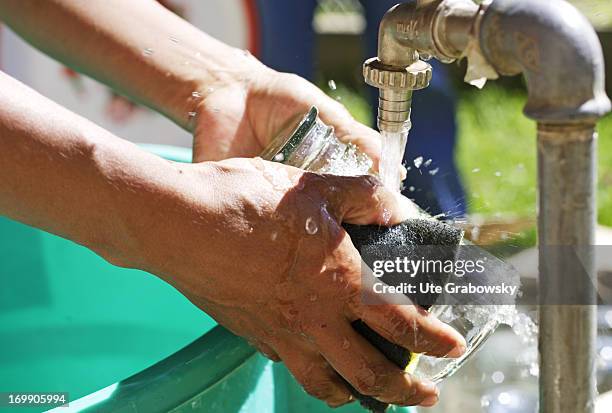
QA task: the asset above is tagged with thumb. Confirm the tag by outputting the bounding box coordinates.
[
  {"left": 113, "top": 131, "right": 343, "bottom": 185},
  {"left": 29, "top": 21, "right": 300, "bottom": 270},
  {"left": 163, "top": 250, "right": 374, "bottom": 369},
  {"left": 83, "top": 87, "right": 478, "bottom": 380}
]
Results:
[{"left": 323, "top": 175, "right": 421, "bottom": 226}]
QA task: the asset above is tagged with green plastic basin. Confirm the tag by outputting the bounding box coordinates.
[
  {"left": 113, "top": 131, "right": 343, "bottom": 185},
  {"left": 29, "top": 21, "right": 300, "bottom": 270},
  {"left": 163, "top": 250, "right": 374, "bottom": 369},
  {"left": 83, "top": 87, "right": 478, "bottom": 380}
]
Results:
[{"left": 0, "top": 144, "right": 412, "bottom": 413}]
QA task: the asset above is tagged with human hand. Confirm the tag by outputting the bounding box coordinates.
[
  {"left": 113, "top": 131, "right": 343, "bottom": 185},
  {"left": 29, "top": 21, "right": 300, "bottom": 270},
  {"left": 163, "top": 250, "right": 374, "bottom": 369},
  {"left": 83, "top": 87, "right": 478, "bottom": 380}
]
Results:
[
  {"left": 142, "top": 158, "right": 465, "bottom": 408},
  {"left": 189, "top": 56, "right": 382, "bottom": 169}
]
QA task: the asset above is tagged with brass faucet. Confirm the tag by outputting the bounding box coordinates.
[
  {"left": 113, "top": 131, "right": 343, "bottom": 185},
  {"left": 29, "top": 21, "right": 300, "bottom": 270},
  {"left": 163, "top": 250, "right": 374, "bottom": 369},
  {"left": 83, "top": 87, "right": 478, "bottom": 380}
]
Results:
[{"left": 364, "top": 0, "right": 610, "bottom": 134}]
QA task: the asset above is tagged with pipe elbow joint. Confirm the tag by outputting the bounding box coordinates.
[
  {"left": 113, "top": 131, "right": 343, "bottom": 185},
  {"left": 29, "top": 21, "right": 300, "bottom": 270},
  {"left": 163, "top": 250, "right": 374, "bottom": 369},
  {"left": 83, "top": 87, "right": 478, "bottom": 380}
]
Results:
[
  {"left": 479, "top": 0, "right": 611, "bottom": 124},
  {"left": 377, "top": 0, "right": 479, "bottom": 66},
  {"left": 377, "top": 1, "right": 423, "bottom": 67}
]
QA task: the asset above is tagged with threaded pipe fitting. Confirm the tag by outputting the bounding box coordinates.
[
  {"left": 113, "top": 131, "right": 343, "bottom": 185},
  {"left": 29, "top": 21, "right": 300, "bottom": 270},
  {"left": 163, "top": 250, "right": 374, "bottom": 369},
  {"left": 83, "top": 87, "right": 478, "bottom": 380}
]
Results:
[{"left": 377, "top": 89, "right": 413, "bottom": 133}]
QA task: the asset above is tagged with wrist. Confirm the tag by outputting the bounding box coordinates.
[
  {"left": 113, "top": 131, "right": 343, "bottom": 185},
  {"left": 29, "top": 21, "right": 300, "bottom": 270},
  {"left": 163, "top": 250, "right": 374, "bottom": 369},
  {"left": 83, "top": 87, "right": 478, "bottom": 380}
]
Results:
[
  {"left": 106, "top": 154, "right": 218, "bottom": 283},
  {"left": 156, "top": 41, "right": 270, "bottom": 134}
]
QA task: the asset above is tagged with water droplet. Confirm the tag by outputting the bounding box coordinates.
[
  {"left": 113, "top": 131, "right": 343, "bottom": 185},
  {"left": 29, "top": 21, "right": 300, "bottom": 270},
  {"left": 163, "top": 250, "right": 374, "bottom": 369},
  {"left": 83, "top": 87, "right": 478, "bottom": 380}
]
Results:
[
  {"left": 600, "top": 346, "right": 612, "bottom": 361},
  {"left": 243, "top": 49, "right": 251, "bottom": 58},
  {"left": 212, "top": 108, "right": 220, "bottom": 113},
  {"left": 271, "top": 231, "right": 278, "bottom": 241},
  {"left": 491, "top": 371, "right": 505, "bottom": 384},
  {"left": 328, "top": 80, "right": 337, "bottom": 90},
  {"left": 335, "top": 96, "right": 342, "bottom": 101},
  {"left": 481, "top": 395, "right": 491, "bottom": 408},
  {"left": 309, "top": 293, "right": 318, "bottom": 302},
  {"left": 169, "top": 36, "right": 179, "bottom": 44},
  {"left": 142, "top": 48, "right": 154, "bottom": 56},
  {"left": 207, "top": 87, "right": 215, "bottom": 93},
  {"left": 188, "top": 111, "right": 197, "bottom": 118},
  {"left": 408, "top": 186, "right": 415, "bottom": 192},
  {"left": 273, "top": 153, "right": 285, "bottom": 162},
  {"left": 341, "top": 338, "right": 351, "bottom": 350},
  {"left": 382, "top": 208, "right": 392, "bottom": 224},
  {"left": 424, "top": 158, "right": 432, "bottom": 167},
  {"left": 494, "top": 171, "right": 502, "bottom": 177},
  {"left": 191, "top": 91, "right": 202, "bottom": 98},
  {"left": 472, "top": 168, "right": 480, "bottom": 173},
  {"left": 429, "top": 167, "right": 439, "bottom": 176},
  {"left": 517, "top": 163, "right": 525, "bottom": 170},
  {"left": 497, "top": 392, "right": 512, "bottom": 405},
  {"left": 605, "top": 310, "right": 612, "bottom": 327},
  {"left": 305, "top": 217, "right": 318, "bottom": 235},
  {"left": 413, "top": 156, "right": 423, "bottom": 168}
]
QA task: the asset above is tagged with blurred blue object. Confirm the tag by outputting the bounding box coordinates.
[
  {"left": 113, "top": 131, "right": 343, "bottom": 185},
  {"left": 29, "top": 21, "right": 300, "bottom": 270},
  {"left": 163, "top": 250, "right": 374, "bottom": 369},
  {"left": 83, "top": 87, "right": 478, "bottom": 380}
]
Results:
[{"left": 254, "top": 0, "right": 466, "bottom": 217}]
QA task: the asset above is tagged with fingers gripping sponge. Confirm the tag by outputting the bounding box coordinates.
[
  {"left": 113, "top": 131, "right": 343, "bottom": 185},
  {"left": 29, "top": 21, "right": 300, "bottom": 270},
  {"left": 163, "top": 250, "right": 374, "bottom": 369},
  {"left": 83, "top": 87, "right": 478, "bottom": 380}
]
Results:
[{"left": 342, "top": 218, "right": 463, "bottom": 412}]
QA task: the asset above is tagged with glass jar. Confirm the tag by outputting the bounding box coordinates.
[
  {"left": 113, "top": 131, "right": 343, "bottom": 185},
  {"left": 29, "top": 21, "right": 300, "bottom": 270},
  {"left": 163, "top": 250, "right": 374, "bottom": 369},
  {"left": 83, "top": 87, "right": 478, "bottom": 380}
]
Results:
[
  {"left": 260, "top": 106, "right": 507, "bottom": 384},
  {"left": 260, "top": 106, "right": 372, "bottom": 176}
]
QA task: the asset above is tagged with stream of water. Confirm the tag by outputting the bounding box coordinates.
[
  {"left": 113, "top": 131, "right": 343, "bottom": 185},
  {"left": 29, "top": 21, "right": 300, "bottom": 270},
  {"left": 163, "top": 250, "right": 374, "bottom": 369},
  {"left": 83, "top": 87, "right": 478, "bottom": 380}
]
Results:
[{"left": 379, "top": 129, "right": 409, "bottom": 191}]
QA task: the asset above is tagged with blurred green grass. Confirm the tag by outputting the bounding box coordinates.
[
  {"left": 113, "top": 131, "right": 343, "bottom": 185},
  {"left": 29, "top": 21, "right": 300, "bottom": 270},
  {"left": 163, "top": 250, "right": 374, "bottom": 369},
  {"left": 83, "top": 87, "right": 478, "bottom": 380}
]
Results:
[
  {"left": 325, "top": 83, "right": 612, "bottom": 227},
  {"left": 571, "top": 0, "right": 612, "bottom": 29},
  {"left": 456, "top": 85, "right": 612, "bottom": 227}
]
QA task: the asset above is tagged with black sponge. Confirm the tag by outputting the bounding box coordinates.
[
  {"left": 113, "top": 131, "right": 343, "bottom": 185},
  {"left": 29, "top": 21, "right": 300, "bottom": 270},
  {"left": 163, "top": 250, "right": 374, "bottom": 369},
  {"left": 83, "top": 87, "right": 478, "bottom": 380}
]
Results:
[
  {"left": 344, "top": 218, "right": 463, "bottom": 249},
  {"left": 341, "top": 218, "right": 463, "bottom": 412}
]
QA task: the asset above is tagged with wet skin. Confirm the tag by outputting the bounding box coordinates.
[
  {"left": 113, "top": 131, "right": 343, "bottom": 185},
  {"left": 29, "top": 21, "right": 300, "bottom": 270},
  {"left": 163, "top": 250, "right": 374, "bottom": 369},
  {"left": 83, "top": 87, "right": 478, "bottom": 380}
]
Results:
[{"left": 0, "top": 0, "right": 463, "bottom": 407}]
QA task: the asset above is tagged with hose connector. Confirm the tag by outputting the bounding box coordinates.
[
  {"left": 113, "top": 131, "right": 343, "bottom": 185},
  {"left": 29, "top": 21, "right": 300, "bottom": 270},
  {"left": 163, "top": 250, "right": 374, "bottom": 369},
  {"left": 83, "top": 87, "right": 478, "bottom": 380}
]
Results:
[{"left": 363, "top": 57, "right": 432, "bottom": 133}]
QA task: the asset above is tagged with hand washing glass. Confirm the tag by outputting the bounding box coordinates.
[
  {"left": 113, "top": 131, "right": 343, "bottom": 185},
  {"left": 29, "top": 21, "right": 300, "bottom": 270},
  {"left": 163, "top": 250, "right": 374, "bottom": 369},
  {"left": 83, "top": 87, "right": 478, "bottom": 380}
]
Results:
[{"left": 260, "top": 106, "right": 507, "bottom": 384}]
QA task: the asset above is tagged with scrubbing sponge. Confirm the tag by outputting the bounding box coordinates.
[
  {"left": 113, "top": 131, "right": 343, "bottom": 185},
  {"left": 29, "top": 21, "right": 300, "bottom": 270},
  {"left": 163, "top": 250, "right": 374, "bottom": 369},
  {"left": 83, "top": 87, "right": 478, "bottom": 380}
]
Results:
[
  {"left": 344, "top": 218, "right": 463, "bottom": 248},
  {"left": 342, "top": 218, "right": 463, "bottom": 412}
]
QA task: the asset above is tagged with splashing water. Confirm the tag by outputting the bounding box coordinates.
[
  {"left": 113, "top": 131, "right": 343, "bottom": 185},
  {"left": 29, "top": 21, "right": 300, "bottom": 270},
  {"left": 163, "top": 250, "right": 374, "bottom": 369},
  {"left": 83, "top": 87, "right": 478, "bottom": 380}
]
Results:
[
  {"left": 311, "top": 141, "right": 372, "bottom": 176},
  {"left": 379, "top": 130, "right": 408, "bottom": 191},
  {"left": 305, "top": 217, "right": 318, "bottom": 235},
  {"left": 414, "top": 156, "right": 424, "bottom": 169},
  {"left": 413, "top": 305, "right": 539, "bottom": 382}
]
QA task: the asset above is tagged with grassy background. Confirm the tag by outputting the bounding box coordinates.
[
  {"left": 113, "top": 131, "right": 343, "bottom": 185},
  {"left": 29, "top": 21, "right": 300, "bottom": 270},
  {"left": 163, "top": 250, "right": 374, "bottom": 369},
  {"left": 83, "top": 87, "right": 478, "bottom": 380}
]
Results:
[
  {"left": 324, "top": 83, "right": 612, "bottom": 229},
  {"left": 458, "top": 86, "right": 612, "bottom": 228},
  {"left": 571, "top": 0, "right": 612, "bottom": 29}
]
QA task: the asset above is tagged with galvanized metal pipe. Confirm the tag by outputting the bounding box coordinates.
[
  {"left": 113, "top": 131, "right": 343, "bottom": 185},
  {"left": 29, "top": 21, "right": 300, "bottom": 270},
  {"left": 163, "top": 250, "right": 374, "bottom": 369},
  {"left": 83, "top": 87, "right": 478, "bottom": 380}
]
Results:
[{"left": 537, "top": 123, "right": 598, "bottom": 413}]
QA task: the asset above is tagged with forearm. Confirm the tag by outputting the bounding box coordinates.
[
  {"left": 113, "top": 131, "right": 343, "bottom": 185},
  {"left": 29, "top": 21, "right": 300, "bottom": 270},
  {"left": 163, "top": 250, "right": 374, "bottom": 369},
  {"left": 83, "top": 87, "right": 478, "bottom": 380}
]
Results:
[
  {"left": 0, "top": 71, "right": 197, "bottom": 268},
  {"left": 0, "top": 0, "right": 262, "bottom": 131}
]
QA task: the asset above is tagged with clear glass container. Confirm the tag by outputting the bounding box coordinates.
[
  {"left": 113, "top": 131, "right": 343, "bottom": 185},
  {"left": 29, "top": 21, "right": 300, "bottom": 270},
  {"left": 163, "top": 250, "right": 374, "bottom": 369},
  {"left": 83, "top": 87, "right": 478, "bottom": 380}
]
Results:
[
  {"left": 260, "top": 106, "right": 372, "bottom": 176},
  {"left": 260, "top": 106, "right": 505, "bottom": 383}
]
